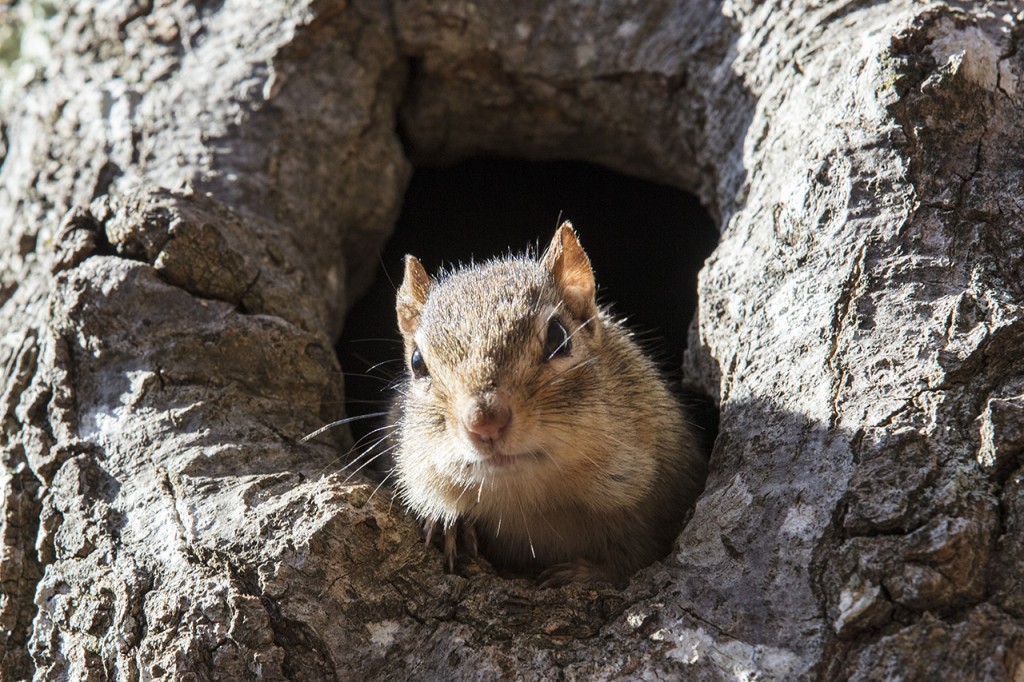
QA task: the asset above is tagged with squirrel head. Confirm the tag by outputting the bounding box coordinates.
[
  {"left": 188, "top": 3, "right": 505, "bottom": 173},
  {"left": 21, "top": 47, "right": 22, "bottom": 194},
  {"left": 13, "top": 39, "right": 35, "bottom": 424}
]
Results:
[{"left": 394, "top": 222, "right": 604, "bottom": 470}]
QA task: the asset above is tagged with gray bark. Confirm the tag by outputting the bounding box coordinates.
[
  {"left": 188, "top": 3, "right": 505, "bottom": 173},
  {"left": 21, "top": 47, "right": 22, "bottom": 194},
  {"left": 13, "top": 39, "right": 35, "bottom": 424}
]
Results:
[{"left": 1, "top": 0, "right": 1022, "bottom": 679}]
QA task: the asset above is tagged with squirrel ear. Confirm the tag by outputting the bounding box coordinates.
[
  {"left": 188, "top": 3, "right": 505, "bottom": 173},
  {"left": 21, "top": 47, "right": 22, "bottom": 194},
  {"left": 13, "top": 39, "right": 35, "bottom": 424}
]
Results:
[
  {"left": 397, "top": 255, "right": 432, "bottom": 335},
  {"left": 542, "top": 221, "right": 597, "bottom": 320}
]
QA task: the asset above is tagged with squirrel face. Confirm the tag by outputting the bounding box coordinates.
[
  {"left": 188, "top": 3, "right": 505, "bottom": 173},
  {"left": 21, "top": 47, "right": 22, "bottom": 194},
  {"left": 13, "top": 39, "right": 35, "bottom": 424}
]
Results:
[{"left": 395, "top": 225, "right": 602, "bottom": 480}]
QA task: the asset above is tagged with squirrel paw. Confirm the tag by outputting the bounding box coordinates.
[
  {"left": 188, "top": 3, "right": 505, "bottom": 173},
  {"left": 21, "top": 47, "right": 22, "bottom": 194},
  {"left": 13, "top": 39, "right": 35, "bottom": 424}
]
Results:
[
  {"left": 537, "top": 559, "right": 617, "bottom": 589},
  {"left": 423, "top": 518, "right": 478, "bottom": 573},
  {"left": 443, "top": 519, "right": 479, "bottom": 572}
]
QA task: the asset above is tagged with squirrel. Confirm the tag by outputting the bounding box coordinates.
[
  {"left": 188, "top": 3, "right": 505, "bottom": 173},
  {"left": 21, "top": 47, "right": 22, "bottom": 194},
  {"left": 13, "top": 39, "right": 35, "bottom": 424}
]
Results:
[{"left": 390, "top": 222, "right": 706, "bottom": 587}]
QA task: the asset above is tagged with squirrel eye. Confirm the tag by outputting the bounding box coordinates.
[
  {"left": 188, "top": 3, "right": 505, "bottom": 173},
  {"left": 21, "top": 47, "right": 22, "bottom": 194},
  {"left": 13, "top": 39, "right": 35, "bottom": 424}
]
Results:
[
  {"left": 543, "top": 318, "right": 571, "bottom": 359},
  {"left": 410, "top": 347, "right": 429, "bottom": 378}
]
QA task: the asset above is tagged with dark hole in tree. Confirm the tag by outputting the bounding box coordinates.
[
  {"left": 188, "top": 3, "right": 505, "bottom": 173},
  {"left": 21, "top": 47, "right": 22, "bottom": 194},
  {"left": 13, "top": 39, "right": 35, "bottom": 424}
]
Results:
[{"left": 338, "top": 157, "right": 720, "bottom": 456}]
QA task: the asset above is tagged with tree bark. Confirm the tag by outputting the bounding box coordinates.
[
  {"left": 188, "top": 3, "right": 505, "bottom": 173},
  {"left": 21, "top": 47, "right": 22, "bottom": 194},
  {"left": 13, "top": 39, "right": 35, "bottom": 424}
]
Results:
[{"left": 1, "top": 0, "right": 1022, "bottom": 679}]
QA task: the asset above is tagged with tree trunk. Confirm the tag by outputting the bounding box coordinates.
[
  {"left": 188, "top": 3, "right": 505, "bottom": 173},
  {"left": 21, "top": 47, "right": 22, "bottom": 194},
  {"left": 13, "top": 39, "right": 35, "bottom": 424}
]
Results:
[{"left": 1, "top": 0, "right": 1021, "bottom": 679}]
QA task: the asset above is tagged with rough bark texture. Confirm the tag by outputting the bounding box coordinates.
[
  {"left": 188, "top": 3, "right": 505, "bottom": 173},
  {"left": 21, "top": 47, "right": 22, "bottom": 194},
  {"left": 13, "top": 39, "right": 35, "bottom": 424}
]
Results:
[{"left": 1, "top": 0, "right": 1022, "bottom": 679}]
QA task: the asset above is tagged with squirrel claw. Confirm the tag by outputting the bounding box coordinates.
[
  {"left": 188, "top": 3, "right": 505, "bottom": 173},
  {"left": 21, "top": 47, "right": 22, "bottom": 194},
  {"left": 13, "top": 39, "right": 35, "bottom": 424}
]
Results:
[
  {"left": 461, "top": 521, "right": 479, "bottom": 558},
  {"left": 423, "top": 519, "right": 441, "bottom": 547},
  {"left": 444, "top": 525, "right": 458, "bottom": 572}
]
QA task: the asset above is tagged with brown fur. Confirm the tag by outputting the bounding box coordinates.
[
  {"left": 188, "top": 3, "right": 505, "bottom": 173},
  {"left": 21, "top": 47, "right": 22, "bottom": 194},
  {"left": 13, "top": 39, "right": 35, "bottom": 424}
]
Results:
[{"left": 391, "top": 223, "right": 706, "bottom": 586}]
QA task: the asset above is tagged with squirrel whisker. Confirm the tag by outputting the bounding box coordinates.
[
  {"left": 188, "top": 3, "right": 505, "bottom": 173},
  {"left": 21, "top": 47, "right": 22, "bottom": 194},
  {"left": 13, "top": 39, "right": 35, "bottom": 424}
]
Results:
[{"left": 300, "top": 412, "right": 391, "bottom": 443}]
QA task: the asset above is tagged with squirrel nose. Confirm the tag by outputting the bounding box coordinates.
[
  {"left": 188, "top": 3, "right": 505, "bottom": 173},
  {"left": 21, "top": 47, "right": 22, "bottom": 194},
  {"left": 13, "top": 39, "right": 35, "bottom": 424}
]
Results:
[{"left": 463, "top": 406, "right": 511, "bottom": 445}]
